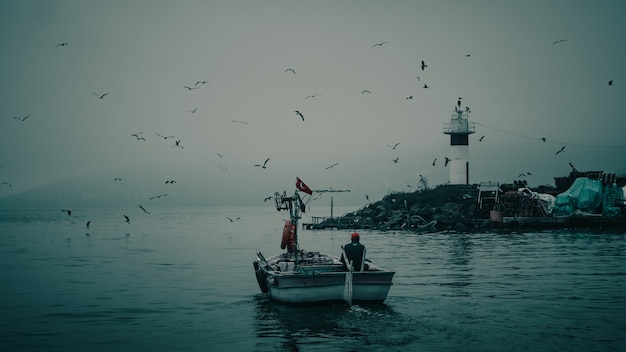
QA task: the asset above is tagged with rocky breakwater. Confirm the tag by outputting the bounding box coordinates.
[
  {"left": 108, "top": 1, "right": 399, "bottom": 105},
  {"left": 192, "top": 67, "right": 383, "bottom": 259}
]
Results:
[{"left": 328, "top": 184, "right": 491, "bottom": 232}]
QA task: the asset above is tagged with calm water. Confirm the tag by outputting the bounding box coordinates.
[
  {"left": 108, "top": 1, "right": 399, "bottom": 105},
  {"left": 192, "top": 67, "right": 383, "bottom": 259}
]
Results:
[{"left": 1, "top": 207, "right": 625, "bottom": 351}]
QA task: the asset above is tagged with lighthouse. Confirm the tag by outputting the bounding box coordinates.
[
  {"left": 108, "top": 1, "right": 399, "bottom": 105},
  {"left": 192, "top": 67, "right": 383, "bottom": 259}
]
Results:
[{"left": 443, "top": 99, "right": 475, "bottom": 184}]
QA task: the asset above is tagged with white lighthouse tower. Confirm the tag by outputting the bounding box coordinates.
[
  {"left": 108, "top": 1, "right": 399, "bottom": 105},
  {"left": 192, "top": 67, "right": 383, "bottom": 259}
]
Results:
[{"left": 443, "top": 99, "right": 475, "bottom": 184}]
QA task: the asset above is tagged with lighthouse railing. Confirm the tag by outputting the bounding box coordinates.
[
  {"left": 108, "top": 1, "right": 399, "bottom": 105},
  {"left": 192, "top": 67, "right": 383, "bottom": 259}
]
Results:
[{"left": 443, "top": 121, "right": 475, "bottom": 134}]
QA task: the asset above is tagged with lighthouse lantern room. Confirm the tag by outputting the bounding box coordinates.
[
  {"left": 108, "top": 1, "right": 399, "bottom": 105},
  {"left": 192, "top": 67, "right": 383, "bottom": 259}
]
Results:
[{"left": 443, "top": 99, "right": 475, "bottom": 185}]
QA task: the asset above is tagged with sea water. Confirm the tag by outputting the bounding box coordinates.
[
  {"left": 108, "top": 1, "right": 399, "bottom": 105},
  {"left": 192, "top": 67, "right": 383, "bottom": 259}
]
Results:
[{"left": 1, "top": 207, "right": 625, "bottom": 351}]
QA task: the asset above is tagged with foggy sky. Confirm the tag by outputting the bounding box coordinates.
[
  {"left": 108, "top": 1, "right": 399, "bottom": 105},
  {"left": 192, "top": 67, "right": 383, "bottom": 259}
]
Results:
[{"left": 1, "top": 0, "right": 625, "bottom": 209}]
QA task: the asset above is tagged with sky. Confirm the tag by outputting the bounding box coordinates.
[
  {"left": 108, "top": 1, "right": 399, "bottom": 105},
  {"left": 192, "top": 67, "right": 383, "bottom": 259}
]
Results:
[{"left": 1, "top": 0, "right": 625, "bottom": 209}]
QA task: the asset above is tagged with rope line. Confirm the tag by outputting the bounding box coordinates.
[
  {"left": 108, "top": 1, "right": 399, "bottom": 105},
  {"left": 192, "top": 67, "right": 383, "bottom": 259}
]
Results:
[{"left": 474, "top": 121, "right": 626, "bottom": 149}]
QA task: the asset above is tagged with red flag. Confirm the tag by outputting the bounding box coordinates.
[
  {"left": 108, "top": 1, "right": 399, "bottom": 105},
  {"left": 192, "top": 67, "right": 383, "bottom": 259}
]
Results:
[{"left": 296, "top": 177, "right": 313, "bottom": 195}]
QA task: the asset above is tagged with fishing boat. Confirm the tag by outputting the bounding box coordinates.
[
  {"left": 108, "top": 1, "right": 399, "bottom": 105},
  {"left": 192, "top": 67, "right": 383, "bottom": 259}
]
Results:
[{"left": 253, "top": 183, "right": 395, "bottom": 305}]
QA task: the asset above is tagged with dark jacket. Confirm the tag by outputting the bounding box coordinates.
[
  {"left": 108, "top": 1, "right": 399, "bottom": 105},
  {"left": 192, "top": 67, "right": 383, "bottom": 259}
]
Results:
[{"left": 343, "top": 240, "right": 366, "bottom": 271}]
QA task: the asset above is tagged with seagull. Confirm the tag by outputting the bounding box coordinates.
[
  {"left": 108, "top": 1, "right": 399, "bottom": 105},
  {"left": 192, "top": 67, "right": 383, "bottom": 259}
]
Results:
[
  {"left": 173, "top": 140, "right": 184, "bottom": 149},
  {"left": 183, "top": 85, "right": 200, "bottom": 90},
  {"left": 131, "top": 132, "right": 146, "bottom": 141},
  {"left": 386, "top": 143, "right": 400, "bottom": 150},
  {"left": 150, "top": 194, "right": 168, "bottom": 200},
  {"left": 420, "top": 60, "right": 427, "bottom": 71},
  {"left": 478, "top": 135, "right": 485, "bottom": 142},
  {"left": 194, "top": 81, "right": 209, "bottom": 86},
  {"left": 264, "top": 196, "right": 273, "bottom": 202},
  {"left": 188, "top": 107, "right": 198, "bottom": 113},
  {"left": 569, "top": 162, "right": 576, "bottom": 170},
  {"left": 1, "top": 182, "right": 13, "bottom": 190},
  {"left": 406, "top": 96, "right": 414, "bottom": 100},
  {"left": 416, "top": 75, "right": 421, "bottom": 82},
  {"left": 464, "top": 54, "right": 471, "bottom": 57},
  {"left": 165, "top": 180, "right": 177, "bottom": 184},
  {"left": 518, "top": 173, "right": 526, "bottom": 177},
  {"left": 294, "top": 110, "right": 304, "bottom": 121},
  {"left": 608, "top": 80, "right": 613, "bottom": 86},
  {"left": 124, "top": 214, "right": 130, "bottom": 223},
  {"left": 284, "top": 68, "right": 296, "bottom": 74},
  {"left": 305, "top": 93, "right": 321, "bottom": 99},
  {"left": 361, "top": 90, "right": 372, "bottom": 94},
  {"left": 325, "top": 162, "right": 339, "bottom": 169},
  {"left": 444, "top": 157, "right": 451, "bottom": 167},
  {"left": 392, "top": 157, "right": 399, "bottom": 163},
  {"left": 540, "top": 137, "right": 547, "bottom": 142},
  {"left": 61, "top": 209, "right": 71, "bottom": 216},
  {"left": 114, "top": 177, "right": 124, "bottom": 181},
  {"left": 423, "top": 84, "right": 429, "bottom": 89},
  {"left": 552, "top": 39, "right": 567, "bottom": 45},
  {"left": 555, "top": 146, "right": 566, "bottom": 155},
  {"left": 157, "top": 133, "right": 175, "bottom": 139},
  {"left": 372, "top": 41, "right": 389, "bottom": 48},
  {"left": 432, "top": 158, "right": 437, "bottom": 166},
  {"left": 92, "top": 92, "right": 109, "bottom": 99},
  {"left": 13, "top": 115, "right": 30, "bottom": 121},
  {"left": 226, "top": 216, "right": 240, "bottom": 222},
  {"left": 86, "top": 220, "right": 91, "bottom": 229},
  {"left": 254, "top": 158, "right": 270, "bottom": 169},
  {"left": 366, "top": 194, "right": 369, "bottom": 200},
  {"left": 139, "top": 205, "right": 150, "bottom": 214},
  {"left": 216, "top": 153, "right": 224, "bottom": 158},
  {"left": 232, "top": 120, "right": 248, "bottom": 124},
  {"left": 56, "top": 42, "right": 68, "bottom": 47}
]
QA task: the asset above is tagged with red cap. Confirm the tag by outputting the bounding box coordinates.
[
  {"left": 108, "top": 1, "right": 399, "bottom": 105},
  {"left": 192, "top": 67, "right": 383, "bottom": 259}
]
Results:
[{"left": 351, "top": 232, "right": 360, "bottom": 240}]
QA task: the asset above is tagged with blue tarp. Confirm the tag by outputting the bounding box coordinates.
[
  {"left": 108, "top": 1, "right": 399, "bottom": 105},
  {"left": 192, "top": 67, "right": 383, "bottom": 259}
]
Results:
[{"left": 553, "top": 177, "right": 603, "bottom": 217}]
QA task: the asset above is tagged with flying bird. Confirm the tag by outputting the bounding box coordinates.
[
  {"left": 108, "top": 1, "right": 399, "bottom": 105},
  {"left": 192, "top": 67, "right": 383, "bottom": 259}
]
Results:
[
  {"left": 416, "top": 75, "right": 421, "bottom": 82},
  {"left": 423, "top": 84, "right": 429, "bottom": 89},
  {"left": 114, "top": 177, "right": 124, "bottom": 181},
  {"left": 608, "top": 80, "right": 613, "bottom": 86},
  {"left": 61, "top": 209, "right": 71, "bottom": 216},
  {"left": 420, "top": 60, "right": 427, "bottom": 71},
  {"left": 216, "top": 153, "right": 224, "bottom": 158},
  {"left": 92, "top": 92, "right": 109, "bottom": 99},
  {"left": 254, "top": 158, "right": 270, "bottom": 169},
  {"left": 157, "top": 133, "right": 175, "bottom": 139},
  {"left": 124, "top": 215, "right": 130, "bottom": 223},
  {"left": 284, "top": 68, "right": 296, "bottom": 74},
  {"left": 139, "top": 205, "right": 150, "bottom": 214},
  {"left": 432, "top": 158, "right": 437, "bottom": 166},
  {"left": 552, "top": 39, "right": 567, "bottom": 44},
  {"left": 444, "top": 157, "right": 451, "bottom": 167},
  {"left": 13, "top": 115, "right": 30, "bottom": 121},
  {"left": 540, "top": 137, "right": 547, "bottom": 142},
  {"left": 232, "top": 120, "right": 248, "bottom": 124},
  {"left": 569, "top": 162, "right": 576, "bottom": 170},
  {"left": 386, "top": 143, "right": 400, "bottom": 150},
  {"left": 325, "top": 162, "right": 339, "bottom": 169},
  {"left": 555, "top": 146, "right": 566, "bottom": 155},
  {"left": 227, "top": 216, "right": 240, "bottom": 222},
  {"left": 392, "top": 157, "right": 399, "bottom": 163},
  {"left": 464, "top": 54, "right": 471, "bottom": 57},
  {"left": 194, "top": 81, "right": 209, "bottom": 86},
  {"left": 406, "top": 96, "right": 414, "bottom": 100},
  {"left": 183, "top": 85, "right": 199, "bottom": 90},
  {"left": 150, "top": 194, "right": 168, "bottom": 200},
  {"left": 294, "top": 110, "right": 304, "bottom": 121},
  {"left": 305, "top": 93, "right": 321, "bottom": 99},
  {"left": 131, "top": 132, "right": 146, "bottom": 141},
  {"left": 56, "top": 42, "right": 68, "bottom": 47},
  {"left": 188, "top": 107, "right": 198, "bottom": 113},
  {"left": 264, "top": 196, "right": 273, "bottom": 202},
  {"left": 372, "top": 41, "right": 389, "bottom": 48},
  {"left": 173, "top": 140, "right": 184, "bottom": 149},
  {"left": 86, "top": 220, "right": 91, "bottom": 229},
  {"left": 478, "top": 135, "right": 485, "bottom": 142},
  {"left": 165, "top": 180, "right": 177, "bottom": 184},
  {"left": 1, "top": 182, "right": 13, "bottom": 190},
  {"left": 361, "top": 90, "right": 372, "bottom": 94}
]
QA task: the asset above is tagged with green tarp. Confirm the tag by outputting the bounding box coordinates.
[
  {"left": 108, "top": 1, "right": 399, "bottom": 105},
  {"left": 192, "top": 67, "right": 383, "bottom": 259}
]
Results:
[{"left": 553, "top": 177, "right": 603, "bottom": 217}]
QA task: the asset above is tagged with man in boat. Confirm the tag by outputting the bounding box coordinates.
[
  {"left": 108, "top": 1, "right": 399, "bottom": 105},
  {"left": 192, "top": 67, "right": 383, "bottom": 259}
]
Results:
[{"left": 342, "top": 232, "right": 367, "bottom": 271}]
